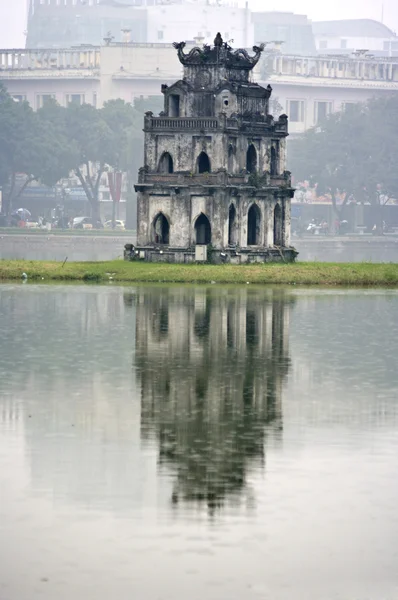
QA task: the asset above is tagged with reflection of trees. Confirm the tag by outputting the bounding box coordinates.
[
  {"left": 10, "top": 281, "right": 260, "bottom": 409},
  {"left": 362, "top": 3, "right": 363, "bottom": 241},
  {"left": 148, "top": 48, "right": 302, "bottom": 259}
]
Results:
[{"left": 131, "top": 287, "right": 294, "bottom": 513}]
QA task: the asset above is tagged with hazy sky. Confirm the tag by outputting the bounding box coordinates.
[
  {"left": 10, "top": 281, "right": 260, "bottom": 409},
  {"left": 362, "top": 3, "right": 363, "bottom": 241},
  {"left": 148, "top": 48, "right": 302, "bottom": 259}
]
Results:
[{"left": 0, "top": 0, "right": 397, "bottom": 48}]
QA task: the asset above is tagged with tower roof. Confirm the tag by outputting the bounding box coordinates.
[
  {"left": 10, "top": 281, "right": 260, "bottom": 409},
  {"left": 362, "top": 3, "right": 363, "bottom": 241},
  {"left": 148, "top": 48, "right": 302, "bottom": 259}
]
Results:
[{"left": 173, "top": 33, "right": 265, "bottom": 71}]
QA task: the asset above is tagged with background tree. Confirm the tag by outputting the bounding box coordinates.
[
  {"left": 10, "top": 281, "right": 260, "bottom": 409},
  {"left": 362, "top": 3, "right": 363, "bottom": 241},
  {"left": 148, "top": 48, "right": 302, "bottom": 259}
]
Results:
[
  {"left": 0, "top": 85, "right": 71, "bottom": 218},
  {"left": 288, "top": 96, "right": 398, "bottom": 231}
]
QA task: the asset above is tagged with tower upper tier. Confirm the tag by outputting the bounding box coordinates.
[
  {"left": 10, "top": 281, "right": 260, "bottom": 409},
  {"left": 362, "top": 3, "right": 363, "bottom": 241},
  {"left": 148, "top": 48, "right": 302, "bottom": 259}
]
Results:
[
  {"left": 173, "top": 33, "right": 265, "bottom": 85},
  {"left": 163, "top": 33, "right": 271, "bottom": 118}
]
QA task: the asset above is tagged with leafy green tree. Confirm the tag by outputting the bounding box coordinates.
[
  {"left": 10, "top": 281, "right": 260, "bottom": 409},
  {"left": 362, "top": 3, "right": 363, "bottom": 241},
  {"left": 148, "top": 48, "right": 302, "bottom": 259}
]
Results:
[
  {"left": 37, "top": 98, "right": 154, "bottom": 223},
  {"left": 288, "top": 96, "right": 398, "bottom": 231},
  {"left": 0, "top": 85, "right": 71, "bottom": 218}
]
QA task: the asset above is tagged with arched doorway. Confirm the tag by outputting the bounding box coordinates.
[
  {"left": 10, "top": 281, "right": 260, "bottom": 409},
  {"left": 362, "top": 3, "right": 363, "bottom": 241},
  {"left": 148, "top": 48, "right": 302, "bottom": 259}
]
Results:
[
  {"left": 228, "top": 204, "right": 237, "bottom": 245},
  {"left": 274, "top": 204, "right": 283, "bottom": 246},
  {"left": 270, "top": 146, "right": 277, "bottom": 176},
  {"left": 195, "top": 213, "right": 211, "bottom": 245},
  {"left": 153, "top": 213, "right": 170, "bottom": 244},
  {"left": 246, "top": 144, "right": 257, "bottom": 174},
  {"left": 197, "top": 152, "right": 211, "bottom": 174},
  {"left": 247, "top": 204, "right": 261, "bottom": 246},
  {"left": 158, "top": 152, "right": 173, "bottom": 173}
]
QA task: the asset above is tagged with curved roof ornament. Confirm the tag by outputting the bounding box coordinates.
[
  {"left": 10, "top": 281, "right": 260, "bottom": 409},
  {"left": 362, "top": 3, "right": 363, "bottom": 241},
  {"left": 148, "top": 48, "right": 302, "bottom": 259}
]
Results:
[{"left": 172, "top": 34, "right": 266, "bottom": 70}]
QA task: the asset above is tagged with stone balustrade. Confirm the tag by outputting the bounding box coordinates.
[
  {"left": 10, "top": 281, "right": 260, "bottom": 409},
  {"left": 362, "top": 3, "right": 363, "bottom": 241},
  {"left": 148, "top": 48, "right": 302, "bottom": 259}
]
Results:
[
  {"left": 0, "top": 48, "right": 100, "bottom": 71},
  {"left": 147, "top": 117, "right": 219, "bottom": 130},
  {"left": 267, "top": 52, "right": 398, "bottom": 83}
]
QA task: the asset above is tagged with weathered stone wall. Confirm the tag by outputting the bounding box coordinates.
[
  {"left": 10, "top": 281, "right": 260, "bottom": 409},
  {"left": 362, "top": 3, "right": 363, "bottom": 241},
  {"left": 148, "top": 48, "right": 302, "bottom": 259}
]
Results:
[
  {"left": 137, "top": 188, "right": 292, "bottom": 249},
  {"left": 144, "top": 131, "right": 286, "bottom": 175}
]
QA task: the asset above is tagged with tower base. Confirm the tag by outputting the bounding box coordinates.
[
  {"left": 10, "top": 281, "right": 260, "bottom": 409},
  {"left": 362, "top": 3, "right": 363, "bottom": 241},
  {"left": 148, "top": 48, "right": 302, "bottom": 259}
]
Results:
[{"left": 124, "top": 244, "right": 298, "bottom": 264}]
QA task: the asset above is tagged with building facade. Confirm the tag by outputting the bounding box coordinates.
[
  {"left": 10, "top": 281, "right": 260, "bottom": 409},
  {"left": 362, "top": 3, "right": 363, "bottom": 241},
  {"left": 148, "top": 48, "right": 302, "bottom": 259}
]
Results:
[
  {"left": 133, "top": 34, "right": 296, "bottom": 263},
  {"left": 2, "top": 44, "right": 398, "bottom": 127},
  {"left": 27, "top": 0, "right": 252, "bottom": 49},
  {"left": 312, "top": 19, "right": 398, "bottom": 57}
]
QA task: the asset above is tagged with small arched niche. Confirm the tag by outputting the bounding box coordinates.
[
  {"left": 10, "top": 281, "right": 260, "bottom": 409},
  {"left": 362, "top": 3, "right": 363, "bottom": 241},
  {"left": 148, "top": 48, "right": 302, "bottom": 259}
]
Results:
[
  {"left": 197, "top": 152, "right": 211, "bottom": 174},
  {"left": 158, "top": 152, "right": 173, "bottom": 174},
  {"left": 195, "top": 213, "right": 212, "bottom": 245},
  {"left": 246, "top": 144, "right": 257, "bottom": 174},
  {"left": 153, "top": 212, "right": 170, "bottom": 245},
  {"left": 228, "top": 204, "right": 237, "bottom": 245},
  {"left": 247, "top": 204, "right": 261, "bottom": 246},
  {"left": 274, "top": 203, "right": 283, "bottom": 246}
]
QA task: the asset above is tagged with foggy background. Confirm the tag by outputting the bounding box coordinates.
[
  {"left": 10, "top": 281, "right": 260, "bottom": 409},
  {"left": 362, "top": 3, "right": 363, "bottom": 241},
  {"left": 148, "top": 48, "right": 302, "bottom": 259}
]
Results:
[{"left": 0, "top": 0, "right": 397, "bottom": 49}]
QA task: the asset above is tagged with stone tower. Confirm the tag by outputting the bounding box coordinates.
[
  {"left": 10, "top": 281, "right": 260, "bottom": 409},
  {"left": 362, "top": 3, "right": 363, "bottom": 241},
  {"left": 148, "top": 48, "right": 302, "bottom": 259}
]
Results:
[{"left": 133, "top": 33, "right": 297, "bottom": 263}]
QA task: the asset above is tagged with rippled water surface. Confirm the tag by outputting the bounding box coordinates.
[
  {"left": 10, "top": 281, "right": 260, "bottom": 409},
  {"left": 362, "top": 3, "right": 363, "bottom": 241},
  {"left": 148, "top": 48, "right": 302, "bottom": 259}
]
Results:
[{"left": 1, "top": 284, "right": 398, "bottom": 600}]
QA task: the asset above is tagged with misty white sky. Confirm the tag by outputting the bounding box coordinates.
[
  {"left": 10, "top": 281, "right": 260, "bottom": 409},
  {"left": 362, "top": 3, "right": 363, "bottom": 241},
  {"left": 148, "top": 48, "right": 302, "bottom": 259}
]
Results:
[{"left": 0, "top": 0, "right": 397, "bottom": 48}]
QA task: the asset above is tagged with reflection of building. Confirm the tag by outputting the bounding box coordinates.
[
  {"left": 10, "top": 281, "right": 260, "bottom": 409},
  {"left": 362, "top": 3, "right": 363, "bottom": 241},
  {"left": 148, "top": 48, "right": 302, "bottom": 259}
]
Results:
[
  {"left": 134, "top": 34, "right": 296, "bottom": 264},
  {"left": 131, "top": 287, "right": 293, "bottom": 512}
]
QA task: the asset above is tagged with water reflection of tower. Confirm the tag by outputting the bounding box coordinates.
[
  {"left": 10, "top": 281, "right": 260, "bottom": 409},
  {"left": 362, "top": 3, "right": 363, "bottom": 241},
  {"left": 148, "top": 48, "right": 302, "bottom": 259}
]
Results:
[{"left": 131, "top": 287, "right": 294, "bottom": 513}]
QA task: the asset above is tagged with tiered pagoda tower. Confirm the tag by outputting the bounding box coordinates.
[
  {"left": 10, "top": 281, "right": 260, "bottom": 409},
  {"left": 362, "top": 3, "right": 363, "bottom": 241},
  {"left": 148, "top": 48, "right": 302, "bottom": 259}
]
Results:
[{"left": 133, "top": 33, "right": 297, "bottom": 263}]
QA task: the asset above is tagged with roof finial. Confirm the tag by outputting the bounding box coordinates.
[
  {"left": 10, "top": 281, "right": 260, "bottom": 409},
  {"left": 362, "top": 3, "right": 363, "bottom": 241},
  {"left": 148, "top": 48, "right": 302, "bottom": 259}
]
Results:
[{"left": 214, "top": 32, "right": 223, "bottom": 48}]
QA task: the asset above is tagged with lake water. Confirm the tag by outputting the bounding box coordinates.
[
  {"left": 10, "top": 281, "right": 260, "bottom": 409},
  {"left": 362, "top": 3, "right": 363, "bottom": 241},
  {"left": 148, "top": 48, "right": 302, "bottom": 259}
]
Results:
[{"left": 1, "top": 284, "right": 398, "bottom": 600}]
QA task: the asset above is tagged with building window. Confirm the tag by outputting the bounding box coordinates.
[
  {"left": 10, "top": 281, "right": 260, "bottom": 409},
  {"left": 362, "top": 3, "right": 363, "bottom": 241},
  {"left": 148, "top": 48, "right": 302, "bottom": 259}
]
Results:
[
  {"left": 36, "top": 94, "right": 55, "bottom": 109},
  {"left": 65, "top": 94, "right": 85, "bottom": 106},
  {"left": 341, "top": 39, "right": 348, "bottom": 49},
  {"left": 195, "top": 213, "right": 211, "bottom": 245},
  {"left": 228, "top": 204, "right": 237, "bottom": 245},
  {"left": 343, "top": 102, "right": 356, "bottom": 113},
  {"left": 270, "top": 144, "right": 278, "bottom": 176},
  {"left": 315, "top": 101, "right": 333, "bottom": 123},
  {"left": 274, "top": 203, "right": 283, "bottom": 246},
  {"left": 319, "top": 40, "right": 328, "bottom": 49},
  {"left": 169, "top": 94, "right": 180, "bottom": 117},
  {"left": 158, "top": 152, "right": 174, "bottom": 174},
  {"left": 12, "top": 95, "right": 27, "bottom": 103},
  {"left": 153, "top": 213, "right": 170, "bottom": 245},
  {"left": 228, "top": 144, "right": 235, "bottom": 172},
  {"left": 287, "top": 100, "right": 305, "bottom": 123},
  {"left": 197, "top": 152, "right": 211, "bottom": 174},
  {"left": 246, "top": 144, "right": 257, "bottom": 174},
  {"left": 92, "top": 92, "right": 97, "bottom": 108},
  {"left": 247, "top": 204, "right": 261, "bottom": 246},
  {"left": 157, "top": 30, "right": 164, "bottom": 40}
]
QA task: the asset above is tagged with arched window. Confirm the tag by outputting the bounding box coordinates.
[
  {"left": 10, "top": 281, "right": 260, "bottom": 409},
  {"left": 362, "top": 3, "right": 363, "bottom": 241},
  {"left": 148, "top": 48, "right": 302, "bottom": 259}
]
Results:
[
  {"left": 246, "top": 144, "right": 257, "bottom": 174},
  {"left": 153, "top": 212, "right": 170, "bottom": 245},
  {"left": 228, "top": 145, "right": 234, "bottom": 173},
  {"left": 158, "top": 152, "right": 173, "bottom": 174},
  {"left": 270, "top": 146, "right": 278, "bottom": 176},
  {"left": 228, "top": 204, "right": 237, "bottom": 245},
  {"left": 197, "top": 152, "right": 211, "bottom": 174},
  {"left": 274, "top": 203, "right": 283, "bottom": 246},
  {"left": 195, "top": 213, "right": 211, "bottom": 245},
  {"left": 247, "top": 204, "right": 261, "bottom": 246}
]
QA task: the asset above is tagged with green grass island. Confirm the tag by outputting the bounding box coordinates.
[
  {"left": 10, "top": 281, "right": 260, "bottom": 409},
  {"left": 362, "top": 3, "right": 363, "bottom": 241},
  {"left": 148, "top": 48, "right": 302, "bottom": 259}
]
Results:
[{"left": 1, "top": 260, "right": 398, "bottom": 286}]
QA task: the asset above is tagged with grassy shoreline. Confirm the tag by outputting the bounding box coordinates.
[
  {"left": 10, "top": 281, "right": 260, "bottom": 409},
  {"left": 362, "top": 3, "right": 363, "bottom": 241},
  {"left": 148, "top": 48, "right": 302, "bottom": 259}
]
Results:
[{"left": 0, "top": 260, "right": 398, "bottom": 286}]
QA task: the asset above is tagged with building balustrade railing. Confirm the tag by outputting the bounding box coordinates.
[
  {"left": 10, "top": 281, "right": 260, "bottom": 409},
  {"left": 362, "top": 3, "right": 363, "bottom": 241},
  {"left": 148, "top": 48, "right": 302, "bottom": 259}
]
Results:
[
  {"left": 0, "top": 48, "right": 100, "bottom": 71},
  {"left": 265, "top": 52, "right": 398, "bottom": 83},
  {"left": 137, "top": 169, "right": 290, "bottom": 187},
  {"left": 147, "top": 117, "right": 219, "bottom": 130},
  {"left": 1, "top": 45, "right": 398, "bottom": 85},
  {"left": 146, "top": 115, "right": 288, "bottom": 133}
]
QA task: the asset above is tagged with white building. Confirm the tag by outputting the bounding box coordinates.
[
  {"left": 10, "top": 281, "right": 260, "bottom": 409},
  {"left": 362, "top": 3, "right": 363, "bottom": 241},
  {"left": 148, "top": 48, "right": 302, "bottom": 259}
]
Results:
[{"left": 312, "top": 19, "right": 398, "bottom": 56}]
